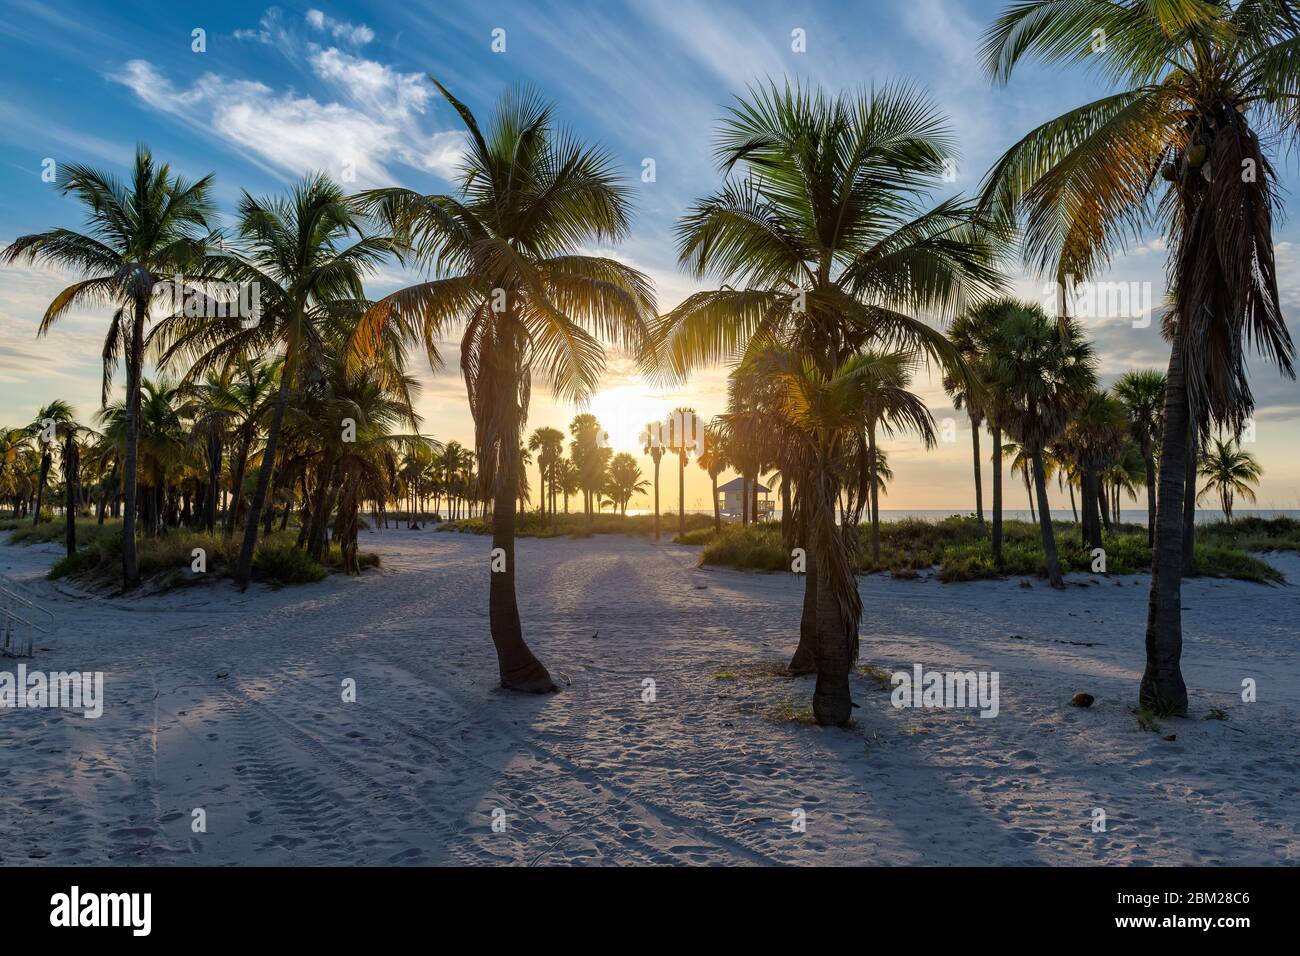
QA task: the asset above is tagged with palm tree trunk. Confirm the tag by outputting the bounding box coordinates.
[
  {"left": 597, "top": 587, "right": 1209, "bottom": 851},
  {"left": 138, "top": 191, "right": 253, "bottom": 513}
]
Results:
[
  {"left": 489, "top": 349, "right": 555, "bottom": 694},
  {"left": 789, "top": 486, "right": 817, "bottom": 675},
  {"left": 63, "top": 434, "right": 77, "bottom": 557},
  {"left": 779, "top": 476, "right": 790, "bottom": 542},
  {"left": 1182, "top": 437, "right": 1197, "bottom": 576},
  {"left": 810, "top": 463, "right": 857, "bottom": 727},
  {"left": 205, "top": 427, "right": 222, "bottom": 533},
  {"left": 1099, "top": 482, "right": 1112, "bottom": 533},
  {"left": 32, "top": 451, "right": 51, "bottom": 527},
  {"left": 1032, "top": 449, "right": 1062, "bottom": 588},
  {"left": 712, "top": 473, "right": 721, "bottom": 533},
  {"left": 970, "top": 417, "right": 984, "bottom": 524},
  {"left": 677, "top": 452, "right": 685, "bottom": 537},
  {"left": 1025, "top": 469, "right": 1036, "bottom": 522},
  {"left": 1067, "top": 478, "right": 1078, "bottom": 524},
  {"left": 226, "top": 430, "right": 251, "bottom": 533},
  {"left": 234, "top": 374, "right": 291, "bottom": 590},
  {"left": 1140, "top": 336, "right": 1190, "bottom": 716},
  {"left": 991, "top": 425, "right": 1004, "bottom": 564},
  {"left": 868, "top": 423, "right": 881, "bottom": 565},
  {"left": 1143, "top": 440, "right": 1156, "bottom": 547},
  {"left": 121, "top": 297, "right": 147, "bottom": 587}
]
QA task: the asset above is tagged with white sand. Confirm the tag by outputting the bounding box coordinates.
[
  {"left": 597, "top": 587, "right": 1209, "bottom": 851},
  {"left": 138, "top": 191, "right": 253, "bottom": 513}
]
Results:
[{"left": 1, "top": 528, "right": 1297, "bottom": 866}]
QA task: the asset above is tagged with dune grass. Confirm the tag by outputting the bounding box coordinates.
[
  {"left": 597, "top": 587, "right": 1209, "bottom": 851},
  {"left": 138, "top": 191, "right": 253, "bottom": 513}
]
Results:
[
  {"left": 695, "top": 515, "right": 1288, "bottom": 584},
  {"left": 2, "top": 518, "right": 377, "bottom": 588},
  {"left": 437, "top": 510, "right": 716, "bottom": 538}
]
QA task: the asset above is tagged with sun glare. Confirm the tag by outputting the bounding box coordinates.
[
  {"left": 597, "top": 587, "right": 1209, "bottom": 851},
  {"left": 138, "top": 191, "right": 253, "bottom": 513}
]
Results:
[{"left": 587, "top": 385, "right": 675, "bottom": 453}]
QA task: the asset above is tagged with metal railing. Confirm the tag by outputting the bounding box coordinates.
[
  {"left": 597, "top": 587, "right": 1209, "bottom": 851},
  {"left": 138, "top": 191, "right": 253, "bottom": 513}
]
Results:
[{"left": 0, "top": 575, "right": 52, "bottom": 658}]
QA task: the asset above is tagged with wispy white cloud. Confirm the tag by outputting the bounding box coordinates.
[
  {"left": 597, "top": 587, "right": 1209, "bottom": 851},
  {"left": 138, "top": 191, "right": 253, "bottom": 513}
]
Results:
[
  {"left": 305, "top": 8, "right": 375, "bottom": 45},
  {"left": 110, "top": 19, "right": 466, "bottom": 187}
]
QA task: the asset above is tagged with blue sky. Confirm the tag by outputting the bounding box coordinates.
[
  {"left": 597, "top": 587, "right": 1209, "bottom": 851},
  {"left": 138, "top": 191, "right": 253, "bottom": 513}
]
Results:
[{"left": 3, "top": 0, "right": 1299, "bottom": 510}]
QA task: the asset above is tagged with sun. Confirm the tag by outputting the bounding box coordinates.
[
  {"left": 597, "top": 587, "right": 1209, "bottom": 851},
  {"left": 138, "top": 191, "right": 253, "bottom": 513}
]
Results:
[{"left": 587, "top": 385, "right": 674, "bottom": 453}]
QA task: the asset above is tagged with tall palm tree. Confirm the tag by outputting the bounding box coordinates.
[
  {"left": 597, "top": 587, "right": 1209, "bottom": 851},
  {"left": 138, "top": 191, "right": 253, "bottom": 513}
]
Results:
[
  {"left": 156, "top": 174, "right": 386, "bottom": 588},
  {"left": 858, "top": 351, "right": 936, "bottom": 564},
  {"left": 654, "top": 81, "right": 1002, "bottom": 725},
  {"left": 3, "top": 146, "right": 215, "bottom": 586},
  {"left": 26, "top": 401, "right": 76, "bottom": 527},
  {"left": 606, "top": 452, "right": 648, "bottom": 514},
  {"left": 1113, "top": 369, "right": 1167, "bottom": 545},
  {"left": 696, "top": 425, "right": 728, "bottom": 533},
  {"left": 354, "top": 82, "right": 656, "bottom": 693},
  {"left": 0, "top": 428, "right": 33, "bottom": 517},
  {"left": 979, "top": 0, "right": 1298, "bottom": 713},
  {"left": 1198, "top": 437, "right": 1261, "bottom": 523},
  {"left": 667, "top": 406, "right": 699, "bottom": 535},
  {"left": 640, "top": 422, "right": 667, "bottom": 540},
  {"left": 1061, "top": 390, "right": 1129, "bottom": 550},
  {"left": 528, "top": 426, "right": 565, "bottom": 519},
  {"left": 570, "top": 414, "right": 612, "bottom": 530},
  {"left": 983, "top": 305, "right": 1097, "bottom": 588},
  {"left": 945, "top": 311, "right": 990, "bottom": 524}
]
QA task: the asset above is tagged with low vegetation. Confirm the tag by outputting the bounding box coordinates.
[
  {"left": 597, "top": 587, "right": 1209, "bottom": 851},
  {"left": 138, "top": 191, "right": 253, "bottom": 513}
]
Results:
[
  {"left": 3, "top": 518, "right": 377, "bottom": 589},
  {"left": 437, "top": 511, "right": 715, "bottom": 539},
  {"left": 693, "top": 515, "right": 1289, "bottom": 584}
]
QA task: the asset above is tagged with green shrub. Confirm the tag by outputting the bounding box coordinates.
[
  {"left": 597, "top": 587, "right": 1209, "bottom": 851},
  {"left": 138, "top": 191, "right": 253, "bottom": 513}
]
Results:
[
  {"left": 252, "top": 542, "right": 328, "bottom": 584},
  {"left": 699, "top": 524, "right": 788, "bottom": 571}
]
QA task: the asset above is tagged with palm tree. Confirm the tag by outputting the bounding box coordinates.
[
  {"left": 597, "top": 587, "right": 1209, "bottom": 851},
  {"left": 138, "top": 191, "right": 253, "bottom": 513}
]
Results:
[
  {"left": 1005, "top": 441, "right": 1036, "bottom": 520},
  {"left": 654, "top": 81, "right": 1002, "bottom": 725},
  {"left": 666, "top": 406, "right": 699, "bottom": 535},
  {"left": 1198, "top": 438, "right": 1261, "bottom": 523},
  {"left": 528, "top": 426, "right": 565, "bottom": 519},
  {"left": 3, "top": 146, "right": 215, "bottom": 586},
  {"left": 570, "top": 414, "right": 612, "bottom": 530},
  {"left": 858, "top": 351, "right": 936, "bottom": 565},
  {"left": 1061, "top": 390, "right": 1129, "bottom": 550},
  {"left": 696, "top": 425, "right": 728, "bottom": 533},
  {"left": 354, "top": 82, "right": 656, "bottom": 693},
  {"left": 605, "top": 452, "right": 648, "bottom": 514},
  {"left": 945, "top": 311, "right": 990, "bottom": 524},
  {"left": 0, "top": 429, "right": 33, "bottom": 517},
  {"left": 979, "top": 1, "right": 1298, "bottom": 713},
  {"left": 640, "top": 422, "right": 667, "bottom": 540},
  {"left": 156, "top": 174, "right": 386, "bottom": 588},
  {"left": 983, "top": 305, "right": 1097, "bottom": 588},
  {"left": 1113, "top": 369, "right": 1166, "bottom": 546},
  {"left": 26, "top": 401, "right": 76, "bottom": 527},
  {"left": 557, "top": 458, "right": 580, "bottom": 515}
]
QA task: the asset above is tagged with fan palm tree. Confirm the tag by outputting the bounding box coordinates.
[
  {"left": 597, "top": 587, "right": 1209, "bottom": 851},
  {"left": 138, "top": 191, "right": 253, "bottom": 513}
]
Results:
[
  {"left": 983, "top": 305, "right": 1097, "bottom": 587},
  {"left": 1061, "top": 390, "right": 1129, "bottom": 550},
  {"left": 353, "top": 81, "right": 656, "bottom": 693},
  {"left": 1113, "top": 369, "right": 1167, "bottom": 545},
  {"left": 528, "top": 426, "right": 565, "bottom": 519},
  {"left": 155, "top": 173, "right": 386, "bottom": 588},
  {"left": 858, "top": 351, "right": 936, "bottom": 564},
  {"left": 640, "top": 422, "right": 667, "bottom": 540},
  {"left": 605, "top": 452, "right": 649, "bottom": 514},
  {"left": 570, "top": 414, "right": 612, "bottom": 530},
  {"left": 666, "top": 406, "right": 700, "bottom": 535},
  {"left": 696, "top": 425, "right": 728, "bottom": 533},
  {"left": 1198, "top": 437, "right": 1262, "bottom": 523},
  {"left": 756, "top": 348, "right": 914, "bottom": 725},
  {"left": 2, "top": 147, "right": 215, "bottom": 585},
  {"left": 944, "top": 312, "right": 990, "bottom": 524},
  {"left": 979, "top": 0, "right": 1298, "bottom": 713},
  {"left": 654, "top": 81, "right": 1003, "bottom": 725}
]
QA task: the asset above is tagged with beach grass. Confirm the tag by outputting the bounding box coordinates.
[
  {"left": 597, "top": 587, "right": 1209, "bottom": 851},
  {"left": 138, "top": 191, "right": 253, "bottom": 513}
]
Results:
[
  {"left": 2, "top": 518, "right": 377, "bottom": 588},
  {"left": 437, "top": 511, "right": 716, "bottom": 538},
  {"left": 695, "top": 515, "right": 1288, "bottom": 584}
]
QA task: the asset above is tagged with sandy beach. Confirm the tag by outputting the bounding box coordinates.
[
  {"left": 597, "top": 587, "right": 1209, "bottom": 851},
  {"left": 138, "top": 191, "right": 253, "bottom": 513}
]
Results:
[{"left": 1, "top": 529, "right": 1296, "bottom": 866}]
